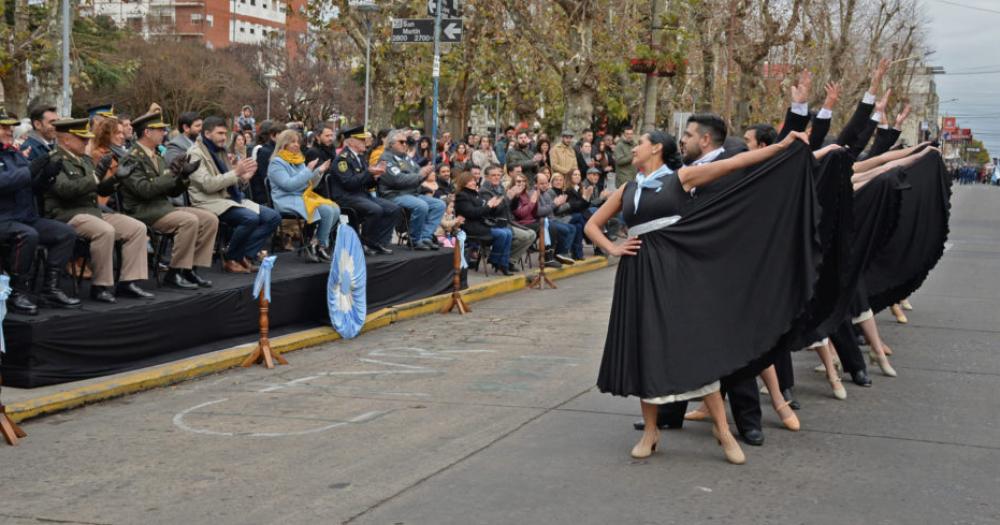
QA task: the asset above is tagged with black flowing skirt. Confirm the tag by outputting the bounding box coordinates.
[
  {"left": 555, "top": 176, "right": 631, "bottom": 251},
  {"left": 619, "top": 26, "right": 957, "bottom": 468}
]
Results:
[
  {"left": 597, "top": 143, "right": 823, "bottom": 398},
  {"left": 864, "top": 151, "right": 952, "bottom": 312}
]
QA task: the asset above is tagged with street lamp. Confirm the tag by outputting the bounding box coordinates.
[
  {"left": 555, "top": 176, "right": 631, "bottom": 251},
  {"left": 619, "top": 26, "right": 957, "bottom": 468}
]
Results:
[
  {"left": 349, "top": 0, "right": 379, "bottom": 131},
  {"left": 264, "top": 72, "right": 278, "bottom": 121}
]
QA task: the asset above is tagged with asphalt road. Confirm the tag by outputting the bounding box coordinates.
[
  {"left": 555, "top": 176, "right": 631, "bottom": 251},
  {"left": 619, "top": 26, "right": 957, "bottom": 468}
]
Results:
[{"left": 1, "top": 185, "right": 998, "bottom": 525}]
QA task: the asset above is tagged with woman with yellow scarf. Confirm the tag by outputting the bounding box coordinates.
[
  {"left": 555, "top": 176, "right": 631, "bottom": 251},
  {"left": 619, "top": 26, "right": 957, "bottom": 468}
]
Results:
[{"left": 268, "top": 129, "right": 340, "bottom": 261}]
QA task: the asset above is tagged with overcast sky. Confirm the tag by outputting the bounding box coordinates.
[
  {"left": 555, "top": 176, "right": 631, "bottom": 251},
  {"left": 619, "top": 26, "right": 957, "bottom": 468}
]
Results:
[{"left": 922, "top": 0, "right": 999, "bottom": 158}]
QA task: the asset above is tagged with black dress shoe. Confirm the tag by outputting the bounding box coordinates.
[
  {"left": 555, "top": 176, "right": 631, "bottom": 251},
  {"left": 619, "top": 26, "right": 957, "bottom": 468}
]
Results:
[
  {"left": 90, "top": 285, "right": 117, "bottom": 304},
  {"left": 182, "top": 269, "right": 212, "bottom": 288},
  {"left": 633, "top": 419, "right": 683, "bottom": 431},
  {"left": 373, "top": 244, "right": 393, "bottom": 255},
  {"left": 850, "top": 369, "right": 873, "bottom": 387},
  {"left": 9, "top": 291, "right": 39, "bottom": 315},
  {"left": 317, "top": 246, "right": 332, "bottom": 262},
  {"left": 740, "top": 428, "right": 765, "bottom": 446},
  {"left": 782, "top": 389, "right": 801, "bottom": 410},
  {"left": 363, "top": 245, "right": 377, "bottom": 257},
  {"left": 164, "top": 270, "right": 198, "bottom": 290},
  {"left": 117, "top": 282, "right": 155, "bottom": 299}
]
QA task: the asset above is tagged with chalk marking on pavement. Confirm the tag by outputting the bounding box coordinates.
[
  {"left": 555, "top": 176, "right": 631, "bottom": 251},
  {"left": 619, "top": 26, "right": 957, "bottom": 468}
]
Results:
[
  {"left": 342, "top": 386, "right": 595, "bottom": 524},
  {"left": 172, "top": 398, "right": 389, "bottom": 438}
]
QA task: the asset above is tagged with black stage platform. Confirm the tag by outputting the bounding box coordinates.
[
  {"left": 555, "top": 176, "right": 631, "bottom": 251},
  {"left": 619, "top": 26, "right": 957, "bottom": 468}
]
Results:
[{"left": 2, "top": 249, "right": 454, "bottom": 388}]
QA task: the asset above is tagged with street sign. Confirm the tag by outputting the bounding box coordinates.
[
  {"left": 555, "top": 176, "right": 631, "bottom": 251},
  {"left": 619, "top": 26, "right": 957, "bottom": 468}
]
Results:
[
  {"left": 391, "top": 18, "right": 463, "bottom": 44},
  {"left": 428, "top": 0, "right": 461, "bottom": 18}
]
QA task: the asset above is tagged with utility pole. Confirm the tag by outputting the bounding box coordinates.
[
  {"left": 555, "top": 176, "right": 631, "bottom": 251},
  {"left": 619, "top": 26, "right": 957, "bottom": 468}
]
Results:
[
  {"left": 429, "top": 0, "right": 443, "bottom": 162},
  {"left": 60, "top": 0, "right": 71, "bottom": 116},
  {"left": 640, "top": 0, "right": 666, "bottom": 133}
]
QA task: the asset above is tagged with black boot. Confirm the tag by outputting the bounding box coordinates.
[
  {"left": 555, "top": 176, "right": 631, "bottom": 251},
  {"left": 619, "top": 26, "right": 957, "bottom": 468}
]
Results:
[
  {"left": 40, "top": 265, "right": 81, "bottom": 308},
  {"left": 7, "top": 274, "right": 39, "bottom": 315},
  {"left": 8, "top": 275, "right": 38, "bottom": 315}
]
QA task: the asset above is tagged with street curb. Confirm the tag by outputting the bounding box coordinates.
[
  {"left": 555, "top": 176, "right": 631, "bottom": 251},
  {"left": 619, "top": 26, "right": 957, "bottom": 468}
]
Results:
[{"left": 6, "top": 256, "right": 611, "bottom": 423}]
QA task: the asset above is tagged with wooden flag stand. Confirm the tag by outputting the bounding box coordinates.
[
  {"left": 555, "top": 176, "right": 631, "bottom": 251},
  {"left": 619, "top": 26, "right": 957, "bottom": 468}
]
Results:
[
  {"left": 241, "top": 292, "right": 288, "bottom": 369},
  {"left": 528, "top": 226, "right": 556, "bottom": 290},
  {"left": 442, "top": 238, "right": 470, "bottom": 314},
  {"left": 0, "top": 376, "right": 26, "bottom": 446}
]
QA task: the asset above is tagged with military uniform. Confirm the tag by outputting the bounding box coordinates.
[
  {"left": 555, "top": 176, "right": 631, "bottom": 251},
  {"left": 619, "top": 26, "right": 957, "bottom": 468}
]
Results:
[
  {"left": 0, "top": 107, "right": 81, "bottom": 313},
  {"left": 331, "top": 137, "right": 400, "bottom": 249},
  {"left": 120, "top": 113, "right": 217, "bottom": 288},
  {"left": 44, "top": 118, "right": 149, "bottom": 299}
]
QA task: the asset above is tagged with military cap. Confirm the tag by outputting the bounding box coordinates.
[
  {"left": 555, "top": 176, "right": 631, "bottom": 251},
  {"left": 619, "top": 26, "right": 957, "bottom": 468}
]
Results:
[
  {"left": 586, "top": 167, "right": 601, "bottom": 175},
  {"left": 339, "top": 124, "right": 370, "bottom": 140},
  {"left": 561, "top": 129, "right": 574, "bottom": 137},
  {"left": 0, "top": 108, "right": 19, "bottom": 126},
  {"left": 53, "top": 117, "right": 95, "bottom": 139},
  {"left": 87, "top": 104, "right": 116, "bottom": 119},
  {"left": 132, "top": 112, "right": 169, "bottom": 135}
]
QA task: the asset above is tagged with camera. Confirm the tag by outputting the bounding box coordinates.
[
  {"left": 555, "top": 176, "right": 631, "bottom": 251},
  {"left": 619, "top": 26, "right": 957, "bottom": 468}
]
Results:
[{"left": 406, "top": 137, "right": 416, "bottom": 147}]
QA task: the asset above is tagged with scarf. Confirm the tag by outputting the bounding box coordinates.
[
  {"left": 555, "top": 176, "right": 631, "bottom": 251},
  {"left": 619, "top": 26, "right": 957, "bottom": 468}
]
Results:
[
  {"left": 202, "top": 135, "right": 243, "bottom": 202},
  {"left": 277, "top": 149, "right": 305, "bottom": 165},
  {"left": 633, "top": 164, "right": 673, "bottom": 213}
]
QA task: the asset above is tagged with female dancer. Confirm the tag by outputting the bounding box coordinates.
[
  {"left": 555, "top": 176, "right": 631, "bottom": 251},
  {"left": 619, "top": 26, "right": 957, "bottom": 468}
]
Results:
[{"left": 585, "top": 129, "right": 811, "bottom": 465}]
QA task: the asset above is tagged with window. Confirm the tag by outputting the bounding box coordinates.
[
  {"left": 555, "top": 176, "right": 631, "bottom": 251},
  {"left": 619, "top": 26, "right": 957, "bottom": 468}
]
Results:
[
  {"left": 206, "top": 14, "right": 213, "bottom": 27},
  {"left": 191, "top": 13, "right": 203, "bottom": 22}
]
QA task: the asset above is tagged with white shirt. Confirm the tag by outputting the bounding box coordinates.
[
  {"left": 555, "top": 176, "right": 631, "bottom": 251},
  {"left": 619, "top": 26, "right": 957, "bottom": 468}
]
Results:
[{"left": 691, "top": 146, "right": 726, "bottom": 166}]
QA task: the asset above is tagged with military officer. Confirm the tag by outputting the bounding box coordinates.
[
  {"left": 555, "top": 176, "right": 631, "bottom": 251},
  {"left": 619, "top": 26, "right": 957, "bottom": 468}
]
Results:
[
  {"left": 0, "top": 108, "right": 80, "bottom": 315},
  {"left": 43, "top": 117, "right": 152, "bottom": 303},
  {"left": 119, "top": 112, "right": 218, "bottom": 289},
  {"left": 332, "top": 125, "right": 400, "bottom": 256}
]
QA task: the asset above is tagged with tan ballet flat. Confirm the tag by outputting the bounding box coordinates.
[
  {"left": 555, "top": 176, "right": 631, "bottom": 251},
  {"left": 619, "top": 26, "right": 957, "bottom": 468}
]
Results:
[
  {"left": 684, "top": 408, "right": 712, "bottom": 422},
  {"left": 869, "top": 351, "right": 898, "bottom": 377},
  {"left": 774, "top": 401, "right": 801, "bottom": 431},
  {"left": 890, "top": 304, "right": 908, "bottom": 324},
  {"left": 828, "top": 375, "right": 847, "bottom": 400},
  {"left": 712, "top": 426, "right": 746, "bottom": 465},
  {"left": 630, "top": 432, "right": 660, "bottom": 459}
]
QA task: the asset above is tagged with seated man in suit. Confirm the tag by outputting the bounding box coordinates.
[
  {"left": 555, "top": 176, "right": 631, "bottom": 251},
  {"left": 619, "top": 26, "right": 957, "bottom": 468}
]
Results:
[
  {"left": 119, "top": 112, "right": 218, "bottom": 289},
  {"left": 187, "top": 116, "right": 279, "bottom": 274}
]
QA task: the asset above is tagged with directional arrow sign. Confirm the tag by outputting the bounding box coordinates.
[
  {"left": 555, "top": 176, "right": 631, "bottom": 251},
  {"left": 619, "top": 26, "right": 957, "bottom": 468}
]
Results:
[
  {"left": 391, "top": 18, "right": 463, "bottom": 44},
  {"left": 428, "top": 0, "right": 461, "bottom": 18}
]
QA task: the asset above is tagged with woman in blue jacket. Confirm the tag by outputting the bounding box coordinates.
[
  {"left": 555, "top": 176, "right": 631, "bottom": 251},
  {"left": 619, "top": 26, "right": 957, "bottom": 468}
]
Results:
[{"left": 268, "top": 129, "right": 339, "bottom": 261}]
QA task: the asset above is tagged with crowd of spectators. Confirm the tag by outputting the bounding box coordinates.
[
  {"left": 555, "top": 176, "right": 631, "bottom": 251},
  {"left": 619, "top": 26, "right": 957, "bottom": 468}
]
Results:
[{"left": 0, "top": 100, "right": 635, "bottom": 315}]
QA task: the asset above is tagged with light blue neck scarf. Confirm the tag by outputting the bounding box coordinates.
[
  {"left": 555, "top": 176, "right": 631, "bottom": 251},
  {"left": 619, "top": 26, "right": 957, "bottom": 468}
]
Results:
[{"left": 633, "top": 164, "right": 673, "bottom": 213}]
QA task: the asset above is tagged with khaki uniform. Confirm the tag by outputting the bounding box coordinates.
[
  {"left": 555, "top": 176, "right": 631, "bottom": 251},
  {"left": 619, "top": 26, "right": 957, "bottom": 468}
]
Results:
[
  {"left": 120, "top": 143, "right": 218, "bottom": 270},
  {"left": 45, "top": 146, "right": 148, "bottom": 287}
]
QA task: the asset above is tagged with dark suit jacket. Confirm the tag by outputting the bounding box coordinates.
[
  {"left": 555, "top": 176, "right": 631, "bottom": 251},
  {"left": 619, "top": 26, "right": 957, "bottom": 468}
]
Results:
[
  {"left": 809, "top": 116, "right": 831, "bottom": 151},
  {"left": 777, "top": 107, "right": 810, "bottom": 141},
  {"left": 865, "top": 127, "right": 902, "bottom": 158},
  {"left": 835, "top": 100, "right": 875, "bottom": 149}
]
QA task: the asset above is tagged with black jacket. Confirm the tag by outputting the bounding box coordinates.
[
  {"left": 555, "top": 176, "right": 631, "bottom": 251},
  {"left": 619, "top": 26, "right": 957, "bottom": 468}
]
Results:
[
  {"left": 250, "top": 141, "right": 275, "bottom": 202},
  {"left": 455, "top": 187, "right": 503, "bottom": 240},
  {"left": 330, "top": 147, "right": 376, "bottom": 201},
  {"left": 306, "top": 143, "right": 340, "bottom": 198},
  {"left": 0, "top": 146, "right": 40, "bottom": 222}
]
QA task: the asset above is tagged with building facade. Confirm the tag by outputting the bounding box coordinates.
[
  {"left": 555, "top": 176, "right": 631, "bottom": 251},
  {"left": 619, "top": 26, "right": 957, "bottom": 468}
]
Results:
[{"left": 90, "top": 0, "right": 308, "bottom": 53}]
